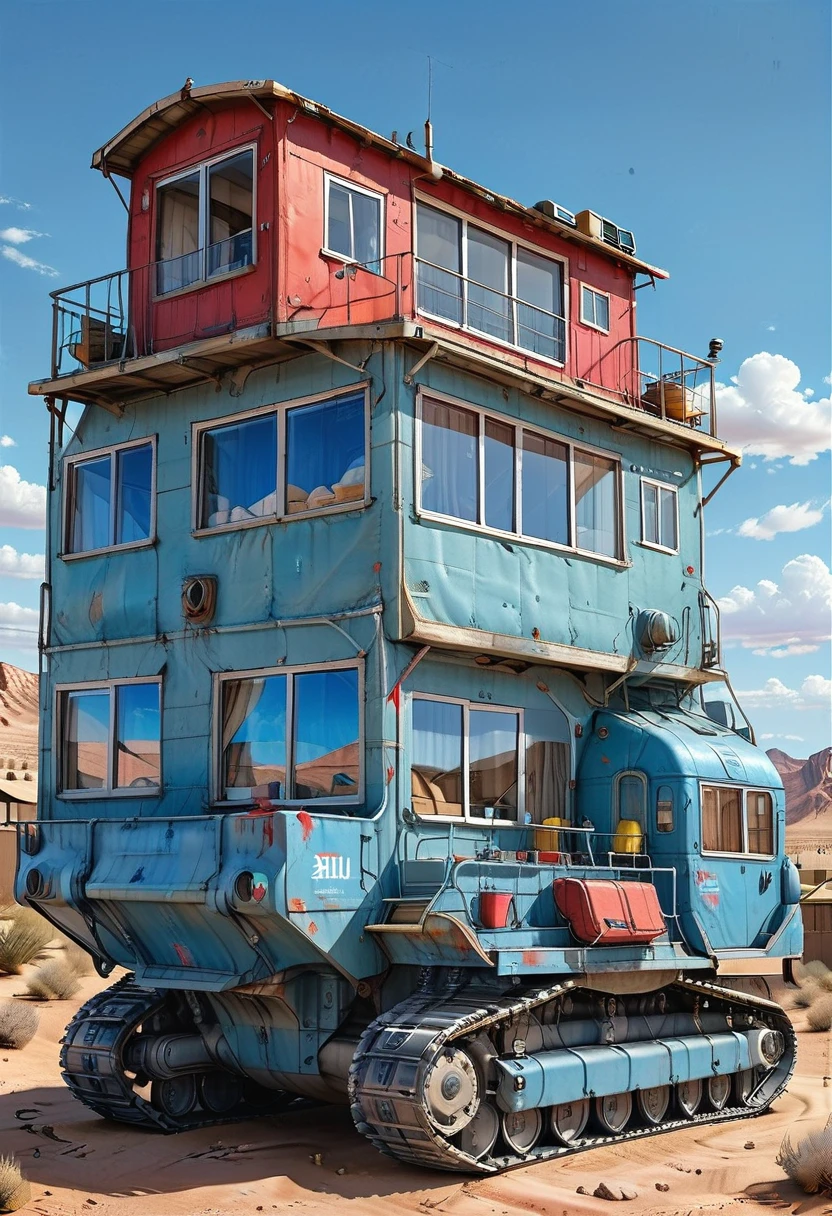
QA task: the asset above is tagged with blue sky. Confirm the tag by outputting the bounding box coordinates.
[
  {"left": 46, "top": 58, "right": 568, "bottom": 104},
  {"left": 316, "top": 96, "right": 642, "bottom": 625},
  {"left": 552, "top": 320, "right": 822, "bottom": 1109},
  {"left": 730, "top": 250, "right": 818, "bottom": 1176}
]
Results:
[{"left": 0, "top": 0, "right": 829, "bottom": 755}]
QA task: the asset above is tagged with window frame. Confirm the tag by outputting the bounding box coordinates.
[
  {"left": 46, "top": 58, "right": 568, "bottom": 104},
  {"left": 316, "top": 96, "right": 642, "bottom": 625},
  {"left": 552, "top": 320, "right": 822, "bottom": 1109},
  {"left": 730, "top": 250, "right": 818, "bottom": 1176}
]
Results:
[
  {"left": 62, "top": 436, "right": 157, "bottom": 561},
  {"left": 152, "top": 143, "right": 257, "bottom": 301},
  {"left": 699, "top": 782, "right": 777, "bottom": 860},
  {"left": 415, "top": 386, "right": 626, "bottom": 566},
  {"left": 212, "top": 659, "right": 364, "bottom": 808},
  {"left": 614, "top": 769, "right": 648, "bottom": 826},
  {"left": 55, "top": 676, "right": 163, "bottom": 800},
  {"left": 414, "top": 195, "right": 569, "bottom": 367},
  {"left": 640, "top": 477, "right": 680, "bottom": 554},
  {"left": 191, "top": 383, "right": 371, "bottom": 536},
  {"left": 322, "top": 172, "right": 385, "bottom": 272},
  {"left": 579, "top": 283, "right": 611, "bottom": 333},
  {"left": 410, "top": 692, "right": 524, "bottom": 826}
]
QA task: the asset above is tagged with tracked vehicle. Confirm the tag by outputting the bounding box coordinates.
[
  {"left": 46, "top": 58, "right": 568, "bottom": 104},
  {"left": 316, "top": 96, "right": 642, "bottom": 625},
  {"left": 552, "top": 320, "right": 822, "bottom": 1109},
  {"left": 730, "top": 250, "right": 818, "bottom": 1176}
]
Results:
[{"left": 18, "top": 80, "right": 801, "bottom": 1173}]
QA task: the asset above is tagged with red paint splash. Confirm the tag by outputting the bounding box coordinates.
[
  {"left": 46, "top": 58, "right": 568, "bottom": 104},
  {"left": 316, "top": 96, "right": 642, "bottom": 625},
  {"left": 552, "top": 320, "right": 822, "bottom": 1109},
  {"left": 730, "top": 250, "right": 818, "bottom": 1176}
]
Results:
[
  {"left": 386, "top": 764, "right": 395, "bottom": 784},
  {"left": 308, "top": 921, "right": 319, "bottom": 935},
  {"left": 173, "top": 943, "right": 194, "bottom": 967},
  {"left": 289, "top": 897, "right": 306, "bottom": 913},
  {"left": 297, "top": 811, "right": 313, "bottom": 841}
]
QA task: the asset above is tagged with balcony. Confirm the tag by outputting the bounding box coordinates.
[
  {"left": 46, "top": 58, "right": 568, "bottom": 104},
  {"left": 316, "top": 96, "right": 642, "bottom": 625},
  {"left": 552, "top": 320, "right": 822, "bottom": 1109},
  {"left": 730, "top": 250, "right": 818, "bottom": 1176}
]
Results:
[{"left": 34, "top": 257, "right": 722, "bottom": 452}]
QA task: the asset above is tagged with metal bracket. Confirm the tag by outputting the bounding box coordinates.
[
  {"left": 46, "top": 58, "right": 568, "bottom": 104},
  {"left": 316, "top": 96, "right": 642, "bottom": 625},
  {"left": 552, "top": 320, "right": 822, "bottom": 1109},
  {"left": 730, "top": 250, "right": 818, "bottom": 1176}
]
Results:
[
  {"left": 404, "top": 341, "right": 440, "bottom": 385},
  {"left": 177, "top": 356, "right": 224, "bottom": 391}
]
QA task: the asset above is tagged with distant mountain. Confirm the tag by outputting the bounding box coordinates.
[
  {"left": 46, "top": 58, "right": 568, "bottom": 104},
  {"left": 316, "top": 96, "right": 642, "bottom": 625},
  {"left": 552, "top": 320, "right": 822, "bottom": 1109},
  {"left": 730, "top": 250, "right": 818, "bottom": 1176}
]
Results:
[
  {"left": 769, "top": 746, "right": 832, "bottom": 842},
  {"left": 0, "top": 662, "right": 39, "bottom": 772}
]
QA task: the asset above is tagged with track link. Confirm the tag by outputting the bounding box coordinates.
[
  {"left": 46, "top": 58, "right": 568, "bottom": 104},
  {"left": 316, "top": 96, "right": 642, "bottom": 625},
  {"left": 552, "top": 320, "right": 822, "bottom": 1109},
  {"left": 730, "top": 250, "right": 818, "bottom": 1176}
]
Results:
[
  {"left": 60, "top": 974, "right": 291, "bottom": 1131},
  {"left": 348, "top": 975, "right": 797, "bottom": 1174}
]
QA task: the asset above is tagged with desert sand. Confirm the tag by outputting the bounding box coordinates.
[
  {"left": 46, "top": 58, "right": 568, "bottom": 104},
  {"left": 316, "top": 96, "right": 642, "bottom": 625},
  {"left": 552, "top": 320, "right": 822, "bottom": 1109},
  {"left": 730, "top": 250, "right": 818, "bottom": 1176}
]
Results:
[{"left": 1, "top": 965, "right": 831, "bottom": 1216}]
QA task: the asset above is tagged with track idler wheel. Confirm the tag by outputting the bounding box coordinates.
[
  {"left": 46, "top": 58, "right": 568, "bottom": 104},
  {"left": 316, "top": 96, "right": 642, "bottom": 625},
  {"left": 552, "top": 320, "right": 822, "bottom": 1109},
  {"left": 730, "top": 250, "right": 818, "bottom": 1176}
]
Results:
[
  {"left": 550, "top": 1098, "right": 590, "bottom": 1145},
  {"left": 423, "top": 1048, "right": 480, "bottom": 1132},
  {"left": 151, "top": 1075, "right": 199, "bottom": 1119},
  {"left": 459, "top": 1103, "right": 500, "bottom": 1159},
  {"left": 676, "top": 1078, "right": 703, "bottom": 1117},
  {"left": 199, "top": 1071, "right": 245, "bottom": 1115},
  {"left": 595, "top": 1091, "right": 632, "bottom": 1134},
  {"left": 637, "top": 1084, "right": 670, "bottom": 1125},
  {"left": 501, "top": 1108, "right": 543, "bottom": 1154}
]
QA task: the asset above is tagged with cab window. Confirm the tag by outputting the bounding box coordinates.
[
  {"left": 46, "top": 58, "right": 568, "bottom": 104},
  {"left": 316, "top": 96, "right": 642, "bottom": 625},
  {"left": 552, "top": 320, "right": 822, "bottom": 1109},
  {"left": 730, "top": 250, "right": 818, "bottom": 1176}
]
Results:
[{"left": 702, "top": 785, "right": 774, "bottom": 856}]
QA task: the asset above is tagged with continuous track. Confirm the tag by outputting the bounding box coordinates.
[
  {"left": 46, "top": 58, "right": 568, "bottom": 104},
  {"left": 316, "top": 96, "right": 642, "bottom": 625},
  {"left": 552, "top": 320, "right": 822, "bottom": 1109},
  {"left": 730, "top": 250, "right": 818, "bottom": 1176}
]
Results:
[
  {"left": 348, "top": 974, "right": 797, "bottom": 1174},
  {"left": 60, "top": 975, "right": 292, "bottom": 1131}
]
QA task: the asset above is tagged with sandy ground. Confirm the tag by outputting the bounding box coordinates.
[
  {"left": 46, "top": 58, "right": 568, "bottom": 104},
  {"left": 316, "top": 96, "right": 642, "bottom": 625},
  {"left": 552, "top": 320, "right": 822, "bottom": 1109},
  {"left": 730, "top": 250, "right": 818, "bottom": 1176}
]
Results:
[{"left": 2, "top": 964, "right": 831, "bottom": 1216}]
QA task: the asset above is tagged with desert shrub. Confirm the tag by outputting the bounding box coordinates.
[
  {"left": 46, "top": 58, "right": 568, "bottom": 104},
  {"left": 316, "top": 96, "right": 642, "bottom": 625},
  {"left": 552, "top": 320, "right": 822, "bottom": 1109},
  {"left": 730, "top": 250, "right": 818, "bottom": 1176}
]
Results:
[
  {"left": 815, "top": 970, "right": 832, "bottom": 993},
  {"left": 0, "top": 1000, "right": 39, "bottom": 1049},
  {"left": 777, "top": 1115, "right": 832, "bottom": 1195},
  {"left": 63, "top": 943, "right": 93, "bottom": 977},
  {"left": 25, "top": 960, "right": 80, "bottom": 1001},
  {"left": 0, "top": 1155, "right": 25, "bottom": 1210},
  {"left": 806, "top": 993, "right": 832, "bottom": 1032},
  {"left": 793, "top": 982, "right": 819, "bottom": 1008},
  {"left": 0, "top": 912, "right": 53, "bottom": 975},
  {"left": 798, "top": 960, "right": 831, "bottom": 983}
]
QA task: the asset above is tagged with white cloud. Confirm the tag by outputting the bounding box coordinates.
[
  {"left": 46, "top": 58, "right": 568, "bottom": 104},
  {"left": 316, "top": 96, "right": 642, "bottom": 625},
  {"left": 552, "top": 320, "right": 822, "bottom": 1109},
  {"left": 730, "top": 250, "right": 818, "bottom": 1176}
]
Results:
[
  {"left": 0, "top": 464, "right": 47, "bottom": 528},
  {"left": 716, "top": 353, "right": 832, "bottom": 465},
  {"left": 0, "top": 227, "right": 46, "bottom": 245},
  {"left": 0, "top": 195, "right": 32, "bottom": 211},
  {"left": 761, "top": 733, "right": 805, "bottom": 742},
  {"left": 737, "top": 501, "right": 825, "bottom": 541},
  {"left": 0, "top": 435, "right": 15, "bottom": 447},
  {"left": 0, "top": 545, "right": 44, "bottom": 579},
  {"left": 2, "top": 245, "right": 58, "bottom": 277},
  {"left": 766, "top": 325, "right": 776, "bottom": 332},
  {"left": 737, "top": 674, "right": 832, "bottom": 711},
  {"left": 753, "top": 643, "right": 823, "bottom": 658},
  {"left": 717, "top": 553, "right": 832, "bottom": 654},
  {"left": 0, "top": 602, "right": 39, "bottom": 648}
]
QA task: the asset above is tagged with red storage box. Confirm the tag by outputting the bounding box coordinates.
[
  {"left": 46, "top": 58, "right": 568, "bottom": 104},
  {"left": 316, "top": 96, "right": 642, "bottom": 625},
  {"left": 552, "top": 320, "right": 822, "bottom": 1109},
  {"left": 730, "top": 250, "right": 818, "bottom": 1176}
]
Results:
[{"left": 553, "top": 877, "right": 666, "bottom": 946}]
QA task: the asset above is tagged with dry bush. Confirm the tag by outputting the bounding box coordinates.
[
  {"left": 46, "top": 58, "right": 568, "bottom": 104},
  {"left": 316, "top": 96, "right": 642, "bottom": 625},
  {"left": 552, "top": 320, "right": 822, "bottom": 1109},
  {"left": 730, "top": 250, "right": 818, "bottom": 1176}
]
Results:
[
  {"left": 815, "top": 970, "right": 832, "bottom": 993},
  {"left": 25, "top": 960, "right": 80, "bottom": 1001},
  {"left": 806, "top": 993, "right": 832, "bottom": 1032},
  {"left": 0, "top": 1000, "right": 39, "bottom": 1049},
  {"left": 0, "top": 1155, "right": 25, "bottom": 1210},
  {"left": 777, "top": 1115, "right": 832, "bottom": 1195},
  {"left": 798, "top": 959, "right": 831, "bottom": 983},
  {"left": 63, "top": 943, "right": 93, "bottom": 977},
  {"left": 0, "top": 912, "right": 53, "bottom": 975},
  {"left": 793, "top": 982, "right": 819, "bottom": 1009}
]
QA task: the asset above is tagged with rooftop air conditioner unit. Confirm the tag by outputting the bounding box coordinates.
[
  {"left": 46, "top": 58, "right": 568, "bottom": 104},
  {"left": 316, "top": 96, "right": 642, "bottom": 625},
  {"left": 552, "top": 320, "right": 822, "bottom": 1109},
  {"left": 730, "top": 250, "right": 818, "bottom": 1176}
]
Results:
[
  {"left": 533, "top": 199, "right": 577, "bottom": 227},
  {"left": 575, "top": 210, "right": 636, "bottom": 256}
]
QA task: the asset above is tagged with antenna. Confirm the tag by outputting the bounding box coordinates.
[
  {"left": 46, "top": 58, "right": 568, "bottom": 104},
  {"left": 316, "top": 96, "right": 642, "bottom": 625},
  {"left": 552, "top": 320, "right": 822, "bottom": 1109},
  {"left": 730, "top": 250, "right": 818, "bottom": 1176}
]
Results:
[{"left": 425, "top": 55, "right": 434, "bottom": 162}]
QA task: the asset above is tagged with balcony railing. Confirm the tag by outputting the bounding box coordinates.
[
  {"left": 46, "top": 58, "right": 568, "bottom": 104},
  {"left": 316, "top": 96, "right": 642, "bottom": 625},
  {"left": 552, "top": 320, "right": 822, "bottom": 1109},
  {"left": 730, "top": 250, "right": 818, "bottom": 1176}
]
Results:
[
  {"left": 50, "top": 269, "right": 134, "bottom": 378},
  {"left": 414, "top": 257, "right": 567, "bottom": 364}
]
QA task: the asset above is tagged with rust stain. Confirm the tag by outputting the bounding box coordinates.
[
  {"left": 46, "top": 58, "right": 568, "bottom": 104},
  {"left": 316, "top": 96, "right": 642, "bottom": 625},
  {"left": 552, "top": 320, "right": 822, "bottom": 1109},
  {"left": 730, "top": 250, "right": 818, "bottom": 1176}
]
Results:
[
  {"left": 297, "top": 810, "right": 314, "bottom": 841},
  {"left": 522, "top": 949, "right": 545, "bottom": 966},
  {"left": 322, "top": 900, "right": 341, "bottom": 911},
  {"left": 307, "top": 921, "right": 319, "bottom": 936},
  {"left": 601, "top": 755, "right": 610, "bottom": 764},
  {"left": 289, "top": 897, "right": 306, "bottom": 913},
  {"left": 261, "top": 816, "right": 274, "bottom": 847}
]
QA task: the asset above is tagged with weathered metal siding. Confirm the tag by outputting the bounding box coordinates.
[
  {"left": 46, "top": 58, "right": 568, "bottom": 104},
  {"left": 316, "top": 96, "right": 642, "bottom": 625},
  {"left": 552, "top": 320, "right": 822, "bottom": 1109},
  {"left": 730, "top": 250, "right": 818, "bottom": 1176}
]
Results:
[{"left": 397, "top": 360, "right": 703, "bottom": 666}]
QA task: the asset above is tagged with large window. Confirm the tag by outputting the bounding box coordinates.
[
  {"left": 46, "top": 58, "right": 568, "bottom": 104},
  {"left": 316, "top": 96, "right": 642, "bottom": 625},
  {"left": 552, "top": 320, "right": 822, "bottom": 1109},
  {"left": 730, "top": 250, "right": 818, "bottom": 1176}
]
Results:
[
  {"left": 195, "top": 389, "right": 367, "bottom": 530},
  {"left": 218, "top": 664, "right": 360, "bottom": 803},
  {"left": 411, "top": 696, "right": 570, "bottom": 824},
  {"left": 641, "top": 479, "right": 679, "bottom": 552},
  {"left": 156, "top": 147, "right": 254, "bottom": 295},
  {"left": 65, "top": 440, "right": 154, "bottom": 556},
  {"left": 324, "top": 175, "right": 383, "bottom": 274},
  {"left": 418, "top": 393, "right": 622, "bottom": 560},
  {"left": 416, "top": 202, "right": 566, "bottom": 362},
  {"left": 702, "top": 785, "right": 775, "bottom": 856},
  {"left": 59, "top": 681, "right": 161, "bottom": 795}
]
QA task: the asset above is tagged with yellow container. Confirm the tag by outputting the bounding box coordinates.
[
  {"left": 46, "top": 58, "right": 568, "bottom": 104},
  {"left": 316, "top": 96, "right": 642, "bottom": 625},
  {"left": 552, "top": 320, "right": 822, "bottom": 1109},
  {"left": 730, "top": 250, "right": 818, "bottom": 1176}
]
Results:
[
  {"left": 612, "top": 819, "right": 643, "bottom": 855},
  {"left": 535, "top": 817, "right": 565, "bottom": 851}
]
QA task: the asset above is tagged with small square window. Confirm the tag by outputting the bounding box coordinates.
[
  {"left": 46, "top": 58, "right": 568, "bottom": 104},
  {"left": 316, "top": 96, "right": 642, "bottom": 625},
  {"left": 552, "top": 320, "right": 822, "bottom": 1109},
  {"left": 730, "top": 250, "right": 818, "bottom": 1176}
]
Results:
[
  {"left": 60, "top": 682, "right": 160, "bottom": 795},
  {"left": 325, "top": 176, "right": 383, "bottom": 273},
  {"left": 199, "top": 414, "right": 278, "bottom": 528},
  {"left": 580, "top": 285, "right": 610, "bottom": 331},
  {"left": 67, "top": 442, "right": 154, "bottom": 555},
  {"left": 641, "top": 480, "right": 678, "bottom": 551}
]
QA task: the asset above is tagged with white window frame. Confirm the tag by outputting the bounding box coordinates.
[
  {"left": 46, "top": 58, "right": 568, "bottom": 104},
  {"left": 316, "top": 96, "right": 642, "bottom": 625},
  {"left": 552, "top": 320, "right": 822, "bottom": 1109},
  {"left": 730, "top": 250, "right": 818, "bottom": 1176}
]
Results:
[
  {"left": 191, "top": 383, "right": 371, "bottom": 536},
  {"left": 414, "top": 195, "right": 569, "bottom": 367},
  {"left": 153, "top": 143, "right": 257, "bottom": 300},
  {"left": 640, "top": 477, "right": 679, "bottom": 553},
  {"left": 322, "top": 172, "right": 385, "bottom": 272},
  {"left": 55, "top": 676, "right": 163, "bottom": 799},
  {"left": 415, "top": 386, "right": 626, "bottom": 566},
  {"left": 62, "top": 436, "right": 157, "bottom": 561},
  {"left": 212, "top": 659, "right": 364, "bottom": 808},
  {"left": 410, "top": 692, "right": 524, "bottom": 826},
  {"left": 700, "top": 782, "right": 776, "bottom": 860},
  {"left": 579, "top": 282, "right": 611, "bottom": 333}
]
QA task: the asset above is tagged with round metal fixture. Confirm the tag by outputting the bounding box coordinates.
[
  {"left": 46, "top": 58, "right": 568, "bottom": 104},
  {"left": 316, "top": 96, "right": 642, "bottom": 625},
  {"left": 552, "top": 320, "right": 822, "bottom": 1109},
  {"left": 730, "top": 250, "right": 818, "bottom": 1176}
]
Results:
[
  {"left": 706, "top": 1074, "right": 731, "bottom": 1111},
  {"left": 676, "top": 1078, "right": 702, "bottom": 1117},
  {"left": 550, "top": 1098, "right": 590, "bottom": 1145},
  {"left": 501, "top": 1107, "right": 543, "bottom": 1154},
  {"left": 234, "top": 871, "right": 254, "bottom": 902},
  {"left": 459, "top": 1102, "right": 500, "bottom": 1159},
  {"left": 595, "top": 1091, "right": 632, "bottom": 1133},
  {"left": 151, "top": 1075, "right": 198, "bottom": 1118},
  {"left": 423, "top": 1049, "right": 479, "bottom": 1131},
  {"left": 637, "top": 1084, "right": 670, "bottom": 1125},
  {"left": 182, "top": 575, "right": 217, "bottom": 624}
]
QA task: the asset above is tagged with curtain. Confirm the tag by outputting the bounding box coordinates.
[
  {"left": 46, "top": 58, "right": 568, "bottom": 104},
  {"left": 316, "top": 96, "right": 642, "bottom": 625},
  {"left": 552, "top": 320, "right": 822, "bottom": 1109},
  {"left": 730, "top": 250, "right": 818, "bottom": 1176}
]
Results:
[
  {"left": 575, "top": 451, "right": 619, "bottom": 558},
  {"left": 222, "top": 678, "right": 266, "bottom": 789},
  {"left": 421, "top": 400, "right": 478, "bottom": 521},
  {"left": 525, "top": 741, "right": 569, "bottom": 823}
]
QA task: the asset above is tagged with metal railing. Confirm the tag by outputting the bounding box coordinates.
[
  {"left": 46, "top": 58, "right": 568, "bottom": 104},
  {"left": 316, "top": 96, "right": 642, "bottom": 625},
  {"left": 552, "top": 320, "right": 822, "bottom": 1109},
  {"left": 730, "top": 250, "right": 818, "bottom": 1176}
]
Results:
[
  {"left": 581, "top": 336, "right": 717, "bottom": 435},
  {"left": 50, "top": 269, "right": 135, "bottom": 377},
  {"left": 415, "top": 257, "right": 567, "bottom": 363}
]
